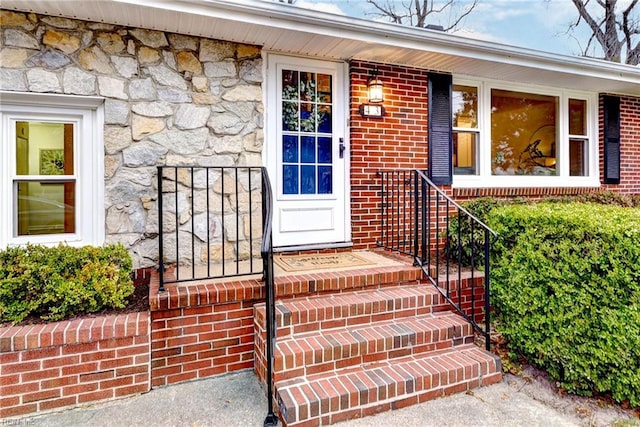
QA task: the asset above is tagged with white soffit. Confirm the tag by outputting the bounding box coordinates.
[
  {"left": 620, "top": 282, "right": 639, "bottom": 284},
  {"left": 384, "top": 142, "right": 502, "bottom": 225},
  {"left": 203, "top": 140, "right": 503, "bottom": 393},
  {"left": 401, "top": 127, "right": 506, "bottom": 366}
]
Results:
[{"left": 3, "top": 0, "right": 639, "bottom": 96}]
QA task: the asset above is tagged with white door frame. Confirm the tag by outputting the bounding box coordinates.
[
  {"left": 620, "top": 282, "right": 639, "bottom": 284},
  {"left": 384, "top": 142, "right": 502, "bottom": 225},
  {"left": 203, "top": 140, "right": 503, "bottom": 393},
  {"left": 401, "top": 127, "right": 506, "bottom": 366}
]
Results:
[{"left": 264, "top": 53, "right": 351, "bottom": 249}]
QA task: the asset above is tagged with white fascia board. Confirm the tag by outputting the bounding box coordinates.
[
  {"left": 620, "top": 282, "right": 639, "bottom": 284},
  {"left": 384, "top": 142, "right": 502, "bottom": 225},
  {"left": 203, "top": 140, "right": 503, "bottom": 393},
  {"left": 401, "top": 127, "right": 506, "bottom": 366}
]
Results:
[{"left": 116, "top": 0, "right": 640, "bottom": 87}]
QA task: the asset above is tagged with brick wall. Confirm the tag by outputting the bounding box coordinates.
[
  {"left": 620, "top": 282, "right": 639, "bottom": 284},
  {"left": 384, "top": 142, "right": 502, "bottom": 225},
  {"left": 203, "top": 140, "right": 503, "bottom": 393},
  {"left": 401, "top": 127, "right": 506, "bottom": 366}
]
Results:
[
  {"left": 149, "top": 275, "right": 264, "bottom": 387},
  {"left": 349, "top": 64, "right": 639, "bottom": 251},
  {"left": 349, "top": 61, "right": 430, "bottom": 249},
  {"left": 601, "top": 94, "right": 640, "bottom": 194},
  {"left": 0, "top": 313, "right": 150, "bottom": 418}
]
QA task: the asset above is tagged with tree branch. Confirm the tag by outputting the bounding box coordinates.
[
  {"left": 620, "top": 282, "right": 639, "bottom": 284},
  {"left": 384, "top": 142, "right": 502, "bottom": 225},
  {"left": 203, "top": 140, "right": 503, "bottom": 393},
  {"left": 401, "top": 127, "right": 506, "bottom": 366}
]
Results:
[{"left": 622, "top": 0, "right": 640, "bottom": 63}]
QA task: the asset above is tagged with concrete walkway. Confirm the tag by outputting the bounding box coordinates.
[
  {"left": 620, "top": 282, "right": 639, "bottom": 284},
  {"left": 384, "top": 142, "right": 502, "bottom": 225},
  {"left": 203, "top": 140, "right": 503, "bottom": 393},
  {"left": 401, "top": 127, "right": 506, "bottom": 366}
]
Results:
[{"left": 22, "top": 369, "right": 638, "bottom": 427}]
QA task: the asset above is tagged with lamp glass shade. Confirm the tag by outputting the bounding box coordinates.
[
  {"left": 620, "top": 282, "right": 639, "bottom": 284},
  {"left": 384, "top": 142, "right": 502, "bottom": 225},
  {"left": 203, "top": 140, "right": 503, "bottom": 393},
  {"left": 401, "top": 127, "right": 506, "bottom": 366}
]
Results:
[{"left": 368, "top": 78, "right": 384, "bottom": 103}]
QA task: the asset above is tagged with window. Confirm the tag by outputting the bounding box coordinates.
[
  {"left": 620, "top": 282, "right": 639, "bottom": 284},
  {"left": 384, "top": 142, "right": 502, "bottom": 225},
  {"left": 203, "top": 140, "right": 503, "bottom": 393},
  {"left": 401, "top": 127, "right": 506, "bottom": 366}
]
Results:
[
  {"left": 491, "top": 89, "right": 558, "bottom": 176},
  {"left": 452, "top": 81, "right": 598, "bottom": 187},
  {"left": 1, "top": 92, "right": 104, "bottom": 247},
  {"left": 452, "top": 85, "right": 479, "bottom": 175}
]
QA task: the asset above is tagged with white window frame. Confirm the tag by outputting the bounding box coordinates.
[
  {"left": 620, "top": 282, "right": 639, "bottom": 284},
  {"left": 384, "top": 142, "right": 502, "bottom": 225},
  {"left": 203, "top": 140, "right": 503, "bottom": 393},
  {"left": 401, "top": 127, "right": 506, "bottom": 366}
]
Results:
[
  {"left": 452, "top": 78, "right": 599, "bottom": 188},
  {"left": 0, "top": 91, "right": 104, "bottom": 247}
]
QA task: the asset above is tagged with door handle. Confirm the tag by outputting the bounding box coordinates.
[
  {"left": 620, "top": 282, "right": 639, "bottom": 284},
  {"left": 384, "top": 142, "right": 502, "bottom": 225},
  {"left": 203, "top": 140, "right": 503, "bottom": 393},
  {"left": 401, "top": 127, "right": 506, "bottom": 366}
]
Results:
[{"left": 339, "top": 138, "right": 345, "bottom": 159}]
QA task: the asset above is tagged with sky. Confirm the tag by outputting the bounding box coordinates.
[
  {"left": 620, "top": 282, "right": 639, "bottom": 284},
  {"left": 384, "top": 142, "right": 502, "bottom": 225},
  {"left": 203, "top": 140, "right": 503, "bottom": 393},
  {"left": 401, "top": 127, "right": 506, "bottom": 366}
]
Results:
[{"left": 285, "top": 0, "right": 599, "bottom": 57}]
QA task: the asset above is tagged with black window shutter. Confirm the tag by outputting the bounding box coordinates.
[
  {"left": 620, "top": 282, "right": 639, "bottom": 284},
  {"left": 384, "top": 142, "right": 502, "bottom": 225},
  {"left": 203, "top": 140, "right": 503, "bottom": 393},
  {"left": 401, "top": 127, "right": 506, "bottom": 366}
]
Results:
[
  {"left": 603, "top": 95, "right": 621, "bottom": 185},
  {"left": 428, "top": 73, "right": 453, "bottom": 185}
]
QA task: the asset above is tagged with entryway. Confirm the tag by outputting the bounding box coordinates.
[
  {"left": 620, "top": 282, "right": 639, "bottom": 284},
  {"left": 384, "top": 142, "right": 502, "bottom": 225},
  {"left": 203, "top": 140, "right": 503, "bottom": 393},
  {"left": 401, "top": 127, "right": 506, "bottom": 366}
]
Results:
[{"left": 265, "top": 54, "right": 350, "bottom": 248}]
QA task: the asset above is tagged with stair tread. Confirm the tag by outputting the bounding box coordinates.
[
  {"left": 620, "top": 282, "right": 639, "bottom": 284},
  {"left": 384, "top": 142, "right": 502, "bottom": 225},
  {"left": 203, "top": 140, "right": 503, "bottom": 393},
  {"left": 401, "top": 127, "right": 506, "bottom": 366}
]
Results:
[
  {"left": 275, "top": 345, "right": 502, "bottom": 425},
  {"left": 256, "top": 284, "right": 442, "bottom": 333},
  {"left": 278, "top": 284, "right": 439, "bottom": 315},
  {"left": 274, "top": 312, "right": 473, "bottom": 375}
]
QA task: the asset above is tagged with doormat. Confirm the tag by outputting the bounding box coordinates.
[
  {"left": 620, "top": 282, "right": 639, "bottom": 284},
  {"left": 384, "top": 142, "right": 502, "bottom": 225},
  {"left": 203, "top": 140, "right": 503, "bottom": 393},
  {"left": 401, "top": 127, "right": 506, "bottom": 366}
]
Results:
[{"left": 274, "top": 252, "right": 373, "bottom": 272}]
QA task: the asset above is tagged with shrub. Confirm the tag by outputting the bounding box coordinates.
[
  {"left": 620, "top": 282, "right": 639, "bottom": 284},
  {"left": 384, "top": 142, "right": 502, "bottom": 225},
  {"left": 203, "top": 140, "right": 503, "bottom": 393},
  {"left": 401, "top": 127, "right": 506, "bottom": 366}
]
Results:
[
  {"left": 488, "top": 203, "right": 640, "bottom": 406},
  {"left": 445, "top": 197, "right": 519, "bottom": 267},
  {"left": 0, "top": 244, "right": 134, "bottom": 324},
  {"left": 446, "top": 192, "right": 639, "bottom": 267}
]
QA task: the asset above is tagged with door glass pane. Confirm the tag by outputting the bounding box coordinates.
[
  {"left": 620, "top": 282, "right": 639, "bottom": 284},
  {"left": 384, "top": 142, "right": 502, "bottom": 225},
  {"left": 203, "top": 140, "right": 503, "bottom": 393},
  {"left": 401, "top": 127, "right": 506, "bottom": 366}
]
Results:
[
  {"left": 15, "top": 182, "right": 75, "bottom": 235},
  {"left": 282, "top": 101, "right": 299, "bottom": 131},
  {"left": 491, "top": 89, "right": 558, "bottom": 176},
  {"left": 318, "top": 166, "right": 332, "bottom": 194},
  {"left": 318, "top": 105, "right": 332, "bottom": 133},
  {"left": 283, "top": 165, "right": 298, "bottom": 194},
  {"left": 282, "top": 135, "right": 298, "bottom": 162},
  {"left": 318, "top": 137, "right": 332, "bottom": 163},
  {"left": 280, "top": 68, "right": 334, "bottom": 196},
  {"left": 300, "top": 165, "right": 316, "bottom": 194},
  {"left": 301, "top": 136, "right": 315, "bottom": 163},
  {"left": 317, "top": 74, "right": 332, "bottom": 103}
]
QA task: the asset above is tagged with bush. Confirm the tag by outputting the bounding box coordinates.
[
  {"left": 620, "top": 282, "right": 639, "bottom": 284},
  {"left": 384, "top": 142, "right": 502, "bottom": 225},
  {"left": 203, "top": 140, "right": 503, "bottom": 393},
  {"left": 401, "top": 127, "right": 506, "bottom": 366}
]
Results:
[
  {"left": 0, "top": 244, "right": 134, "bottom": 324},
  {"left": 446, "top": 192, "right": 639, "bottom": 268},
  {"left": 488, "top": 203, "right": 640, "bottom": 406},
  {"left": 446, "top": 197, "right": 521, "bottom": 267}
]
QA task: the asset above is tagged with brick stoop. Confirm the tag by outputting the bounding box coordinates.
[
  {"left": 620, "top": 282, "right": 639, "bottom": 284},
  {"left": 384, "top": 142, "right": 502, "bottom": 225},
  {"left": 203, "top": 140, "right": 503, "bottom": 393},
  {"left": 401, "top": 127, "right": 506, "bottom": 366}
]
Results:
[{"left": 254, "top": 282, "right": 502, "bottom": 426}]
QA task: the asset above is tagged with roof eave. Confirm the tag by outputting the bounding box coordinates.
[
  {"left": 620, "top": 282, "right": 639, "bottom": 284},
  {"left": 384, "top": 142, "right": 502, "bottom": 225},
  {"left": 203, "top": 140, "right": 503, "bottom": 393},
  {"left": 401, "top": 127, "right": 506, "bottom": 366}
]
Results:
[{"left": 3, "top": 0, "right": 639, "bottom": 95}]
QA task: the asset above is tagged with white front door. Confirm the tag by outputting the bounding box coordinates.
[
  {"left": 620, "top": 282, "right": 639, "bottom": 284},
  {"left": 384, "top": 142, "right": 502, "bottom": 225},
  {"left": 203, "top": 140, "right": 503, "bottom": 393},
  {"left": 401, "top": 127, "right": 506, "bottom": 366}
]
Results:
[{"left": 266, "top": 54, "right": 350, "bottom": 248}]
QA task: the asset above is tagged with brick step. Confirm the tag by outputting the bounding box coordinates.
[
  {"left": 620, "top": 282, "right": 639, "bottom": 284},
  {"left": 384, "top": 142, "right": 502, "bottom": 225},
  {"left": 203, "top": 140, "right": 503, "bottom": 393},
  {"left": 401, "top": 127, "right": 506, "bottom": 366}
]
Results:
[
  {"left": 273, "top": 261, "right": 423, "bottom": 298},
  {"left": 275, "top": 344, "right": 503, "bottom": 426},
  {"left": 255, "top": 284, "right": 443, "bottom": 339},
  {"left": 274, "top": 312, "right": 474, "bottom": 381}
]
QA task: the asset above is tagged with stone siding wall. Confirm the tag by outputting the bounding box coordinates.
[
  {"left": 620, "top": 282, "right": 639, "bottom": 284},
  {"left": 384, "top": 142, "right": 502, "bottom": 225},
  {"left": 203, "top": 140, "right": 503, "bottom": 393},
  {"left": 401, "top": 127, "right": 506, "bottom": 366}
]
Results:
[{"left": 0, "top": 10, "right": 264, "bottom": 269}]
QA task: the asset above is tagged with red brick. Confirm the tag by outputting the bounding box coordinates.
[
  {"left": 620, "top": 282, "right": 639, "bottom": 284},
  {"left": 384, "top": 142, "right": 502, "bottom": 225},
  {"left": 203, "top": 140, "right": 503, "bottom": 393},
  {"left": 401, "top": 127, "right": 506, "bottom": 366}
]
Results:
[
  {"left": 62, "top": 342, "right": 98, "bottom": 355},
  {"left": 117, "top": 345, "right": 148, "bottom": 357},
  {"left": 78, "top": 389, "right": 113, "bottom": 403},
  {"left": 23, "top": 388, "right": 61, "bottom": 403},
  {"left": 166, "top": 371, "right": 198, "bottom": 384},
  {"left": 80, "top": 370, "right": 114, "bottom": 383},
  {"left": 0, "top": 395, "right": 20, "bottom": 409},
  {"left": 99, "top": 356, "right": 133, "bottom": 370},
  {"left": 115, "top": 365, "right": 148, "bottom": 376},
  {"left": 2, "top": 360, "right": 40, "bottom": 374},
  {"left": 39, "top": 395, "right": 77, "bottom": 411},
  {"left": 0, "top": 352, "right": 19, "bottom": 364},
  {"left": 63, "top": 382, "right": 99, "bottom": 396},
  {"left": 62, "top": 362, "right": 98, "bottom": 376},
  {"left": 0, "top": 373, "right": 19, "bottom": 387},
  {"left": 81, "top": 349, "right": 116, "bottom": 362},
  {"left": 2, "top": 381, "right": 39, "bottom": 396},
  {"left": 100, "top": 376, "right": 133, "bottom": 390},
  {"left": 43, "top": 354, "right": 80, "bottom": 368},
  {"left": 99, "top": 337, "right": 134, "bottom": 349},
  {"left": 0, "top": 403, "right": 37, "bottom": 418},
  {"left": 21, "top": 367, "right": 60, "bottom": 383},
  {"left": 115, "top": 383, "right": 148, "bottom": 397},
  {"left": 41, "top": 375, "right": 78, "bottom": 390}
]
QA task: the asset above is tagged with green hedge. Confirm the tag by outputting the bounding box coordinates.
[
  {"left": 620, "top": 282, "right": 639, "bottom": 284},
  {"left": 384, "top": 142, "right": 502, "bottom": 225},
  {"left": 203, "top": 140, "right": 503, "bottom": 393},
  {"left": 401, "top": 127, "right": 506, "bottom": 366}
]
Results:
[
  {"left": 0, "top": 244, "right": 134, "bottom": 324},
  {"left": 488, "top": 203, "right": 640, "bottom": 406}
]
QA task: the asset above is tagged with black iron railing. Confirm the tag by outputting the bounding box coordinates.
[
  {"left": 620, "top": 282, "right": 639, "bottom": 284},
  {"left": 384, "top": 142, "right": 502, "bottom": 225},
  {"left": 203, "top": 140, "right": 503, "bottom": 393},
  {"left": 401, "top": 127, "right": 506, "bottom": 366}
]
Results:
[
  {"left": 157, "top": 166, "right": 266, "bottom": 290},
  {"left": 377, "top": 169, "right": 498, "bottom": 351},
  {"left": 157, "top": 166, "right": 278, "bottom": 425},
  {"left": 260, "top": 168, "right": 278, "bottom": 427}
]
